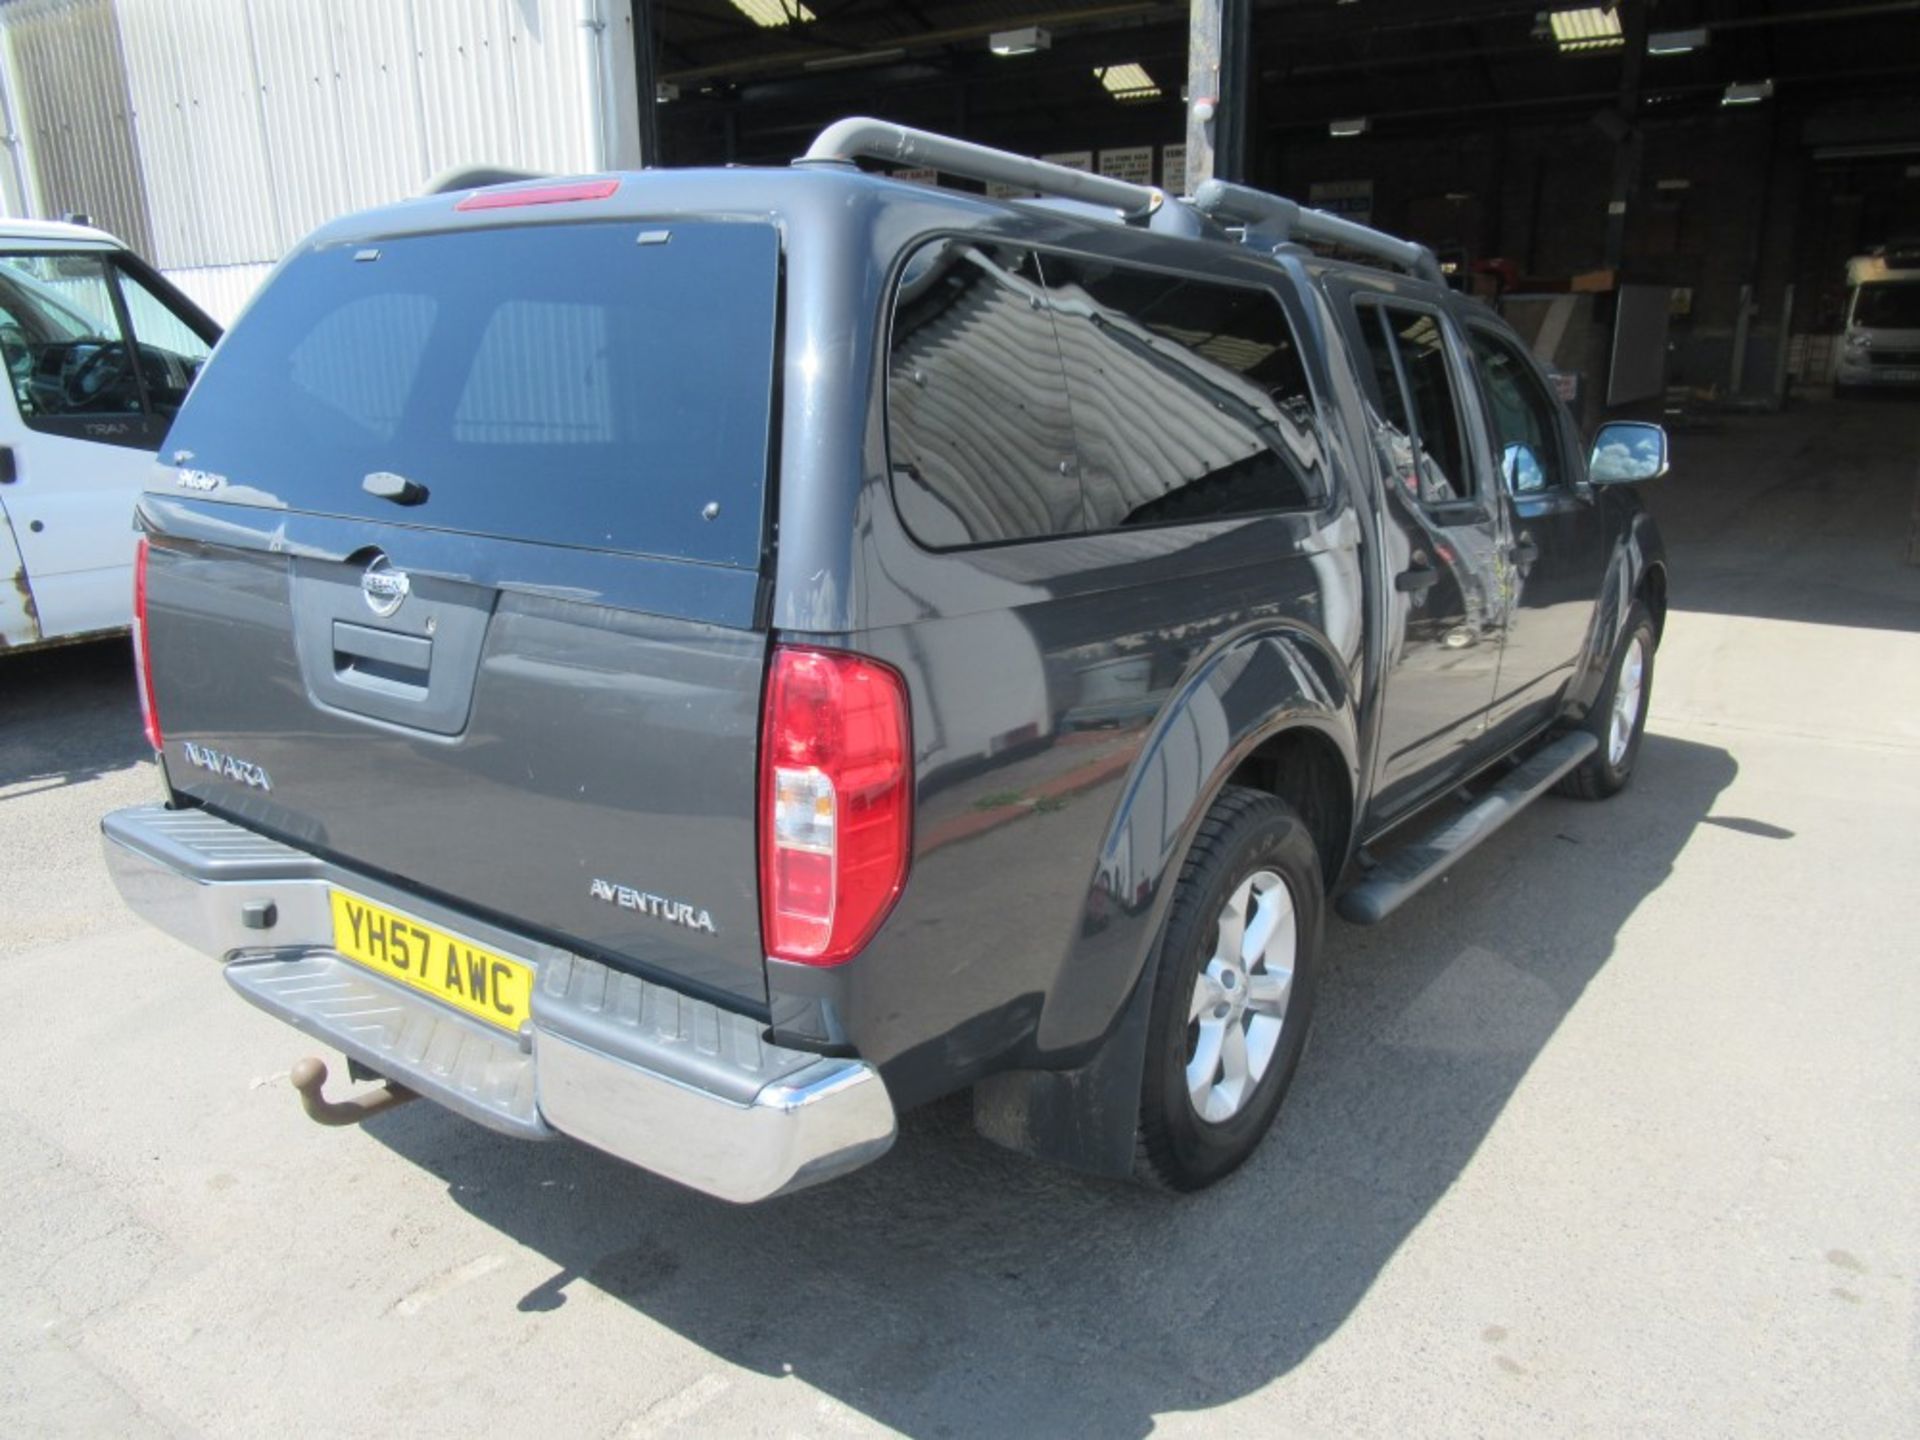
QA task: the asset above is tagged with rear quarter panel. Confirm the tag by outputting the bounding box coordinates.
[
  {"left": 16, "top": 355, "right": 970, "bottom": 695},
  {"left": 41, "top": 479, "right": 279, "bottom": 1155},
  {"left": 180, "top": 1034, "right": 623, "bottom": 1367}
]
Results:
[
  {"left": 760, "top": 204, "right": 1379, "bottom": 1108},
  {"left": 772, "top": 474, "right": 1365, "bottom": 1112}
]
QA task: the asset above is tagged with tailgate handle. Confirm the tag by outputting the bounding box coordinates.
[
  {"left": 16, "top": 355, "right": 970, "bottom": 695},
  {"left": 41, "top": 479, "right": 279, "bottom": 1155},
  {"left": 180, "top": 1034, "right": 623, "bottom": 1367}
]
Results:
[{"left": 332, "top": 620, "right": 432, "bottom": 695}]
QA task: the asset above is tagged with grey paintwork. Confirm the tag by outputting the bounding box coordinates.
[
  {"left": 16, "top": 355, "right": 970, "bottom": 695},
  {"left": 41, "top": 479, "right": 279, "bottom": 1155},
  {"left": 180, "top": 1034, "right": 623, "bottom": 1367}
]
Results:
[{"left": 135, "top": 162, "right": 1665, "bottom": 1171}]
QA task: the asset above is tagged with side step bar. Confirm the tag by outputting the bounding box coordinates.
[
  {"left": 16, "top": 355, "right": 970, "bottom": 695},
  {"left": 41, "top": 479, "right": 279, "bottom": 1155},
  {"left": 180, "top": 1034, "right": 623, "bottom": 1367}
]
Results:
[{"left": 1336, "top": 731, "right": 1597, "bottom": 926}]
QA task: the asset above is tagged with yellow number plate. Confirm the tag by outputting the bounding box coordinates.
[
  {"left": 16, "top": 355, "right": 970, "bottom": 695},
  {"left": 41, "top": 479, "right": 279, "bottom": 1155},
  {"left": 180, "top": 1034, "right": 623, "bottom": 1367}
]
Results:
[{"left": 329, "top": 890, "right": 534, "bottom": 1034}]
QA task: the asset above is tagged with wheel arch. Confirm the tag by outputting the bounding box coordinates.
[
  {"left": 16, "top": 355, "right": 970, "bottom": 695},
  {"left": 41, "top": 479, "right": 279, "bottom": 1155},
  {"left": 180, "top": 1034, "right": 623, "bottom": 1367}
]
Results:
[
  {"left": 1638, "top": 558, "right": 1669, "bottom": 645},
  {"left": 1571, "top": 506, "right": 1667, "bottom": 714},
  {"left": 1221, "top": 724, "right": 1355, "bottom": 891},
  {"left": 971, "top": 624, "right": 1358, "bottom": 1178}
]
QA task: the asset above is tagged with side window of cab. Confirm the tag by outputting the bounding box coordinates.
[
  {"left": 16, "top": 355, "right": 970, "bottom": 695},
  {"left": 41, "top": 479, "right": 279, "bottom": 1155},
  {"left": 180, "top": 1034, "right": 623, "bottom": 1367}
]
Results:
[
  {"left": 1465, "top": 325, "right": 1570, "bottom": 497},
  {"left": 1353, "top": 300, "right": 1478, "bottom": 515},
  {"left": 0, "top": 251, "right": 214, "bottom": 449}
]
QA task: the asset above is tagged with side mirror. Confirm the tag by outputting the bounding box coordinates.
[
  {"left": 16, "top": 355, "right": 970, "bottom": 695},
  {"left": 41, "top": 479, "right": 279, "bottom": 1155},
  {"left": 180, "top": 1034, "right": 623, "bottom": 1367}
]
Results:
[{"left": 1589, "top": 421, "right": 1669, "bottom": 484}]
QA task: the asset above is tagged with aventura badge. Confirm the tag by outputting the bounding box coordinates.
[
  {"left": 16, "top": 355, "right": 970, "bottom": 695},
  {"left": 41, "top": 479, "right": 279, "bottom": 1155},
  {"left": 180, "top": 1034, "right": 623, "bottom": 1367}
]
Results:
[{"left": 590, "top": 878, "right": 717, "bottom": 935}]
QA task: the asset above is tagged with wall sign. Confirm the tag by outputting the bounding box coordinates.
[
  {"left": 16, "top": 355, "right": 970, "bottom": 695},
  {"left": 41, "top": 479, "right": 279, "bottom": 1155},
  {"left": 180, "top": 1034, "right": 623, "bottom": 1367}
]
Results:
[
  {"left": 1098, "top": 146, "right": 1153, "bottom": 186},
  {"left": 1162, "top": 144, "right": 1187, "bottom": 195}
]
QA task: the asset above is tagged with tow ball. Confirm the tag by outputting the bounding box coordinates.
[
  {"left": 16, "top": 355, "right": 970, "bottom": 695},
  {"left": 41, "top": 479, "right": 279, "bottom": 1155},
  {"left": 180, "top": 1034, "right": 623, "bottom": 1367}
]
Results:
[{"left": 289, "top": 1056, "right": 418, "bottom": 1127}]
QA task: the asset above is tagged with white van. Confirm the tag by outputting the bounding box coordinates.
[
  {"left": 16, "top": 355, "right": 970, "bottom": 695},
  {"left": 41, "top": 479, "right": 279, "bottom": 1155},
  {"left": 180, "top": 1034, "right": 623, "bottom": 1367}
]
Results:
[
  {"left": 0, "top": 218, "right": 220, "bottom": 653},
  {"left": 1835, "top": 248, "right": 1920, "bottom": 394}
]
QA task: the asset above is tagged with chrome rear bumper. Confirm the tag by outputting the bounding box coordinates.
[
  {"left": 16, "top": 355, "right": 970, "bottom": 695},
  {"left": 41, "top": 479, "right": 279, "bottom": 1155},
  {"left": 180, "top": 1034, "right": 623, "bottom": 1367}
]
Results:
[{"left": 102, "top": 804, "right": 895, "bottom": 1203}]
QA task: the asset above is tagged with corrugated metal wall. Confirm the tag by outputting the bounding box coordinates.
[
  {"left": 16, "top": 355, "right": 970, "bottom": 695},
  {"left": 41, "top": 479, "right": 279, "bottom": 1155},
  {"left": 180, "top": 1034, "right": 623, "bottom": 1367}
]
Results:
[
  {"left": 0, "top": 0, "right": 152, "bottom": 251},
  {"left": 0, "top": 0, "right": 637, "bottom": 323}
]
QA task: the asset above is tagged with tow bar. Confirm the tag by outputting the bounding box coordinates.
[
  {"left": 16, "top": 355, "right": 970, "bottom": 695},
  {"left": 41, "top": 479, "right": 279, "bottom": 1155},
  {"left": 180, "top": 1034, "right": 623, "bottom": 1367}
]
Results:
[{"left": 289, "top": 1056, "right": 418, "bottom": 1126}]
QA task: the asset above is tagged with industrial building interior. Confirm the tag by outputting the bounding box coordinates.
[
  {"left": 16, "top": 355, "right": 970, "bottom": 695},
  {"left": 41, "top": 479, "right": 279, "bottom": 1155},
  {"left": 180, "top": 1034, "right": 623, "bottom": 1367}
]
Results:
[{"left": 650, "top": 0, "right": 1919, "bottom": 404}]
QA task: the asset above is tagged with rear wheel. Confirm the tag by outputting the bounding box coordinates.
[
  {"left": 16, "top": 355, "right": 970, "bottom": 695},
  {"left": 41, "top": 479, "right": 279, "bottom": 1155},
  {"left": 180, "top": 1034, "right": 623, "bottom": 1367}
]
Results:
[
  {"left": 1136, "top": 787, "right": 1323, "bottom": 1192},
  {"left": 1557, "top": 600, "right": 1656, "bottom": 800}
]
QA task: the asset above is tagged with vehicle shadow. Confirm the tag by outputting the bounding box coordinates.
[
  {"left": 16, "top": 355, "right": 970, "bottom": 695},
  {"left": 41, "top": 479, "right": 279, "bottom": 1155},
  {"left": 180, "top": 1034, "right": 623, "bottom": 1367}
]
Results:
[
  {"left": 0, "top": 638, "right": 148, "bottom": 794},
  {"left": 368, "top": 731, "right": 1736, "bottom": 1437}
]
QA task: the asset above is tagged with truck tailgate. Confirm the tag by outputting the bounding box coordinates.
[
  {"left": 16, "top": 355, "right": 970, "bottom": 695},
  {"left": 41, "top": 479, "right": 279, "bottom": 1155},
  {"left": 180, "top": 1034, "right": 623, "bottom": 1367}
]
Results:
[
  {"left": 143, "top": 536, "right": 769, "bottom": 1006},
  {"left": 140, "top": 213, "right": 781, "bottom": 1008}
]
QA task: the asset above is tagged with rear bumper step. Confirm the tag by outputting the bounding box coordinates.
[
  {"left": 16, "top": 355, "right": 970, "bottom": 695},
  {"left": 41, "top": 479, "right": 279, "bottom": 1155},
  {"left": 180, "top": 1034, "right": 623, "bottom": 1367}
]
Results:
[
  {"left": 1336, "top": 730, "right": 1597, "bottom": 926},
  {"left": 102, "top": 805, "right": 896, "bottom": 1203}
]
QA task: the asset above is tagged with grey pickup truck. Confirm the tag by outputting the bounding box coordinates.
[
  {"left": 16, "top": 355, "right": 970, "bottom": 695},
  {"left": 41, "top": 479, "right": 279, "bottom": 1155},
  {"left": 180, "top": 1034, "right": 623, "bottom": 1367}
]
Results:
[{"left": 104, "top": 120, "right": 1669, "bottom": 1202}]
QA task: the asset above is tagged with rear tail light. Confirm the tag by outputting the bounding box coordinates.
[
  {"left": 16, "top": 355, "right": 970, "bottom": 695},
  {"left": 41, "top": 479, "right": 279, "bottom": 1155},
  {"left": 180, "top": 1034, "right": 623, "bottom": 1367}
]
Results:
[
  {"left": 132, "top": 536, "right": 162, "bottom": 752},
  {"left": 760, "top": 647, "right": 911, "bottom": 965}
]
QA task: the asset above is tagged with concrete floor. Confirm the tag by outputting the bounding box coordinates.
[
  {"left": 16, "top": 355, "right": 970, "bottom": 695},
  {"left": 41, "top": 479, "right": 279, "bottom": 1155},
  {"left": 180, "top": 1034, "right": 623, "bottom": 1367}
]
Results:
[{"left": 2, "top": 395, "right": 1916, "bottom": 1438}]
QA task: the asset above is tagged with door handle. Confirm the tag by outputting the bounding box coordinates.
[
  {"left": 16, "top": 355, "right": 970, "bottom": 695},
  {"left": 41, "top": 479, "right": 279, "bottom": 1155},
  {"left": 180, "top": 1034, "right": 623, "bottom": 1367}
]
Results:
[
  {"left": 0, "top": 446, "right": 15, "bottom": 483},
  {"left": 1395, "top": 561, "right": 1440, "bottom": 594},
  {"left": 1509, "top": 539, "right": 1539, "bottom": 567}
]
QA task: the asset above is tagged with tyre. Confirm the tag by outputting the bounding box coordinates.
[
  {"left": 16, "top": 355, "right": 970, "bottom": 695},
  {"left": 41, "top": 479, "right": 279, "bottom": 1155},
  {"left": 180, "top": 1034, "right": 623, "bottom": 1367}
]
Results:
[
  {"left": 1136, "top": 786, "right": 1324, "bottom": 1192},
  {"left": 1556, "top": 599, "right": 1656, "bottom": 800}
]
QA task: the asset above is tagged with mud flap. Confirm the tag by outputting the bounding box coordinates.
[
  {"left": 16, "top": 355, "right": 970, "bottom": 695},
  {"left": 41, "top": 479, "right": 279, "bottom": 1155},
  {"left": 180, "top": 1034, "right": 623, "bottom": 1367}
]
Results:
[{"left": 970, "top": 951, "right": 1160, "bottom": 1179}]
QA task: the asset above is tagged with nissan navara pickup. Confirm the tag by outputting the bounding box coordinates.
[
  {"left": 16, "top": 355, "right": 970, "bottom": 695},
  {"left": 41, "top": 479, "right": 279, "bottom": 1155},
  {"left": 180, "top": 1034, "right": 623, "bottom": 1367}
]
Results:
[{"left": 103, "top": 120, "right": 1671, "bottom": 1201}]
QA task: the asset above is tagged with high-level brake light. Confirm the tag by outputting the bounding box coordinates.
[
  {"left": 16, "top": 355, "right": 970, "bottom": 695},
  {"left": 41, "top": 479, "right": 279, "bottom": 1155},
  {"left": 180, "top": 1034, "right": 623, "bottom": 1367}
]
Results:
[{"left": 454, "top": 179, "right": 620, "bottom": 211}]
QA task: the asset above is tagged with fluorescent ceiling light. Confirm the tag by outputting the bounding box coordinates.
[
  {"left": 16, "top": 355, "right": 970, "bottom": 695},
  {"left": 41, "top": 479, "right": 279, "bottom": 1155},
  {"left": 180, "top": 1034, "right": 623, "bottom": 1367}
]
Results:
[
  {"left": 1329, "top": 116, "right": 1369, "bottom": 137},
  {"left": 730, "top": 0, "right": 814, "bottom": 28},
  {"left": 1722, "top": 79, "right": 1774, "bottom": 105},
  {"left": 990, "top": 26, "right": 1050, "bottom": 56},
  {"left": 1549, "top": 7, "right": 1624, "bottom": 53},
  {"left": 1647, "top": 27, "right": 1708, "bottom": 55},
  {"left": 1095, "top": 63, "right": 1161, "bottom": 102}
]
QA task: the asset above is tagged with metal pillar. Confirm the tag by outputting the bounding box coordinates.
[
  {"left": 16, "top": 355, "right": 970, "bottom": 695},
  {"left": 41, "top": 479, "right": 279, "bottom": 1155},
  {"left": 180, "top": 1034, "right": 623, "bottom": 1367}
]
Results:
[
  {"left": 1602, "top": 0, "right": 1646, "bottom": 269},
  {"left": 1185, "top": 0, "right": 1251, "bottom": 190},
  {"left": 633, "top": 0, "right": 661, "bottom": 166}
]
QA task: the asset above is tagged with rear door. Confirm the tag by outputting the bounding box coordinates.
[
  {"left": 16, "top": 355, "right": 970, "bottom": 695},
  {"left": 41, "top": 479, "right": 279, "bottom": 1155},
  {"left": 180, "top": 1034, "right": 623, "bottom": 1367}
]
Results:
[
  {"left": 144, "top": 218, "right": 782, "bottom": 1008},
  {"left": 1347, "top": 295, "right": 1509, "bottom": 821},
  {"left": 0, "top": 248, "right": 214, "bottom": 639}
]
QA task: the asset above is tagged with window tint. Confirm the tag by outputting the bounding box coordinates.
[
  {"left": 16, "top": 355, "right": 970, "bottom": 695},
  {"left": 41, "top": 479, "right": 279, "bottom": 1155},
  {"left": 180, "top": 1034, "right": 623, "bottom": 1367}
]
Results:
[
  {"left": 888, "top": 242, "right": 1079, "bottom": 547},
  {"left": 1041, "top": 256, "right": 1321, "bottom": 530},
  {"left": 164, "top": 221, "right": 779, "bottom": 567},
  {"left": 1357, "top": 305, "right": 1473, "bottom": 506},
  {"left": 455, "top": 301, "right": 614, "bottom": 444},
  {"left": 1468, "top": 327, "right": 1564, "bottom": 495},
  {"left": 287, "top": 293, "right": 435, "bottom": 442}
]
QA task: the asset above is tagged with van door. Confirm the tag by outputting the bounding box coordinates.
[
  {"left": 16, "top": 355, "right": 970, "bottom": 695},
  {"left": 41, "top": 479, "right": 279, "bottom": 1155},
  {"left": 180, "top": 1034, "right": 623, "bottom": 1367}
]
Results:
[
  {"left": 1348, "top": 297, "right": 1509, "bottom": 822},
  {"left": 0, "top": 250, "right": 213, "bottom": 640}
]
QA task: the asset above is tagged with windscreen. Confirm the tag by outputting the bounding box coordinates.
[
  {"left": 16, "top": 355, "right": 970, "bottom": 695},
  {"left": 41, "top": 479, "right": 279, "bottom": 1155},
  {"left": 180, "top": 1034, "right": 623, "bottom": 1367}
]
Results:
[
  {"left": 1853, "top": 282, "right": 1920, "bottom": 329},
  {"left": 164, "top": 220, "right": 779, "bottom": 567}
]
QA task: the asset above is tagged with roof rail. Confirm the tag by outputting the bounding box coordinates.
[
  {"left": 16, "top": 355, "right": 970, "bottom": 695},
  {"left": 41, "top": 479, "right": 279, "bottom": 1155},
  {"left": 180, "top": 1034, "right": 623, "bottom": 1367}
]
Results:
[
  {"left": 1194, "top": 178, "right": 1446, "bottom": 286},
  {"left": 800, "top": 116, "right": 1171, "bottom": 226},
  {"left": 422, "top": 163, "right": 550, "bottom": 196}
]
